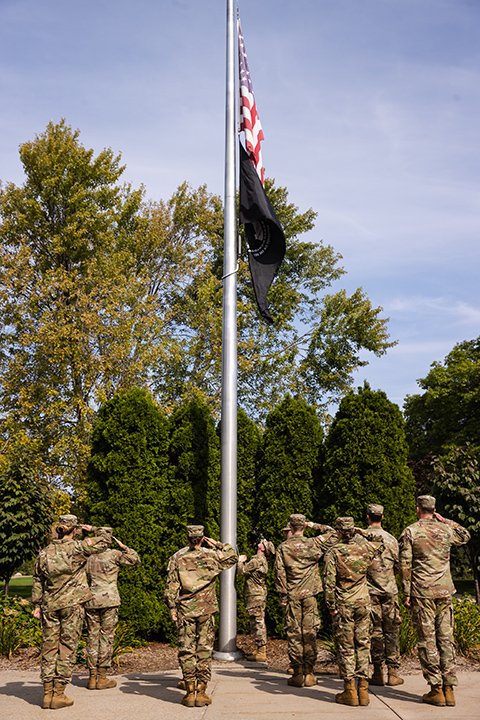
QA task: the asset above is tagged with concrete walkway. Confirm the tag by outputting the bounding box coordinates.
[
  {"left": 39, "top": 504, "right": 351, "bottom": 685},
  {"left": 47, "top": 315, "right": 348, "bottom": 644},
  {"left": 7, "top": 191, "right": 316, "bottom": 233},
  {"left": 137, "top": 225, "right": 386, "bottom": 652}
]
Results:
[{"left": 0, "top": 665, "right": 478, "bottom": 720}]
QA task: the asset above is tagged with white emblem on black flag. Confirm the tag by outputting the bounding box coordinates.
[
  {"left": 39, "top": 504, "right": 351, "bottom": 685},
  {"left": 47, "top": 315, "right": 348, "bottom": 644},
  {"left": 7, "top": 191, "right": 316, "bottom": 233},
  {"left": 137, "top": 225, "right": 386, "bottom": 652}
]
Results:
[{"left": 239, "top": 143, "right": 286, "bottom": 324}]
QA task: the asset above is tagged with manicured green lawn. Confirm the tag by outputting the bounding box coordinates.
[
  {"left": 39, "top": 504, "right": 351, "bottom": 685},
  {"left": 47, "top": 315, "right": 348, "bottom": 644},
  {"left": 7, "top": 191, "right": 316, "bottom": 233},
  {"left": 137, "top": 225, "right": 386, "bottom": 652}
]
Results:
[{"left": 0, "top": 576, "right": 33, "bottom": 598}]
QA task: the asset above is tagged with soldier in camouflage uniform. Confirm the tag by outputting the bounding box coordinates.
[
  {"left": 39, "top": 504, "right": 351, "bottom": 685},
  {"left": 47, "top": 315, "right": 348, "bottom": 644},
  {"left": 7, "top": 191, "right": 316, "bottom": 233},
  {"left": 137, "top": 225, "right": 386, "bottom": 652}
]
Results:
[
  {"left": 364, "top": 503, "right": 404, "bottom": 687},
  {"left": 84, "top": 527, "right": 140, "bottom": 690},
  {"left": 237, "top": 534, "right": 275, "bottom": 663},
  {"left": 32, "top": 515, "right": 109, "bottom": 710},
  {"left": 274, "top": 513, "right": 335, "bottom": 688},
  {"left": 164, "top": 525, "right": 238, "bottom": 707},
  {"left": 323, "top": 516, "right": 384, "bottom": 707},
  {"left": 399, "top": 495, "right": 470, "bottom": 708}
]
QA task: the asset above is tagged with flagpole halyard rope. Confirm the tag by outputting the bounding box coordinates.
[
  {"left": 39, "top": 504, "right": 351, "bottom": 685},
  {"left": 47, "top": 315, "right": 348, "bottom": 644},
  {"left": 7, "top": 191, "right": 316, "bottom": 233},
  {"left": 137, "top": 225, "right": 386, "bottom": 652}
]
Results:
[{"left": 222, "top": 263, "right": 239, "bottom": 280}]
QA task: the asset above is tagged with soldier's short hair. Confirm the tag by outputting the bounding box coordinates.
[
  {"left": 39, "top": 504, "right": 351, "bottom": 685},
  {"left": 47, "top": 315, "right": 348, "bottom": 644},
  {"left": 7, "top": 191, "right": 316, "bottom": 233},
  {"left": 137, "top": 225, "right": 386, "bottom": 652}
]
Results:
[
  {"left": 417, "top": 495, "right": 436, "bottom": 511},
  {"left": 289, "top": 514, "right": 306, "bottom": 529},
  {"left": 186, "top": 525, "right": 204, "bottom": 538}
]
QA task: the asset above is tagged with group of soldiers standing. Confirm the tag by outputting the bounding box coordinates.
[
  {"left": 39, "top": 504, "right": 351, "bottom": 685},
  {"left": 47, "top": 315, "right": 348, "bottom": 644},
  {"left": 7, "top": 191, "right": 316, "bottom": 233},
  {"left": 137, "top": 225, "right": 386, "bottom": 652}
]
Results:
[
  {"left": 30, "top": 493, "right": 470, "bottom": 711},
  {"left": 31, "top": 515, "right": 140, "bottom": 709},
  {"left": 165, "top": 494, "right": 470, "bottom": 710}
]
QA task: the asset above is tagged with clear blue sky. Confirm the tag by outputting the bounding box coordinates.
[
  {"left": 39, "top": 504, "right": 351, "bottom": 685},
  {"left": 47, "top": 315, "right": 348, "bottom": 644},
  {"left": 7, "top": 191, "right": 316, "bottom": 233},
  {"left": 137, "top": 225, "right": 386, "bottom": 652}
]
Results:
[{"left": 1, "top": 0, "right": 479, "bottom": 410}]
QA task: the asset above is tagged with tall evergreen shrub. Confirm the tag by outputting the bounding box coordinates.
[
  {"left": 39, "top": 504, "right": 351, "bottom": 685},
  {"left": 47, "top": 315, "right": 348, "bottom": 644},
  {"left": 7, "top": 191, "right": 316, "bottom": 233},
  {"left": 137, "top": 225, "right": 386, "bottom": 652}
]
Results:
[
  {"left": 255, "top": 395, "right": 324, "bottom": 634},
  {"left": 84, "top": 388, "right": 184, "bottom": 639},
  {"left": 321, "top": 383, "right": 416, "bottom": 536},
  {"left": 169, "top": 396, "right": 221, "bottom": 537}
]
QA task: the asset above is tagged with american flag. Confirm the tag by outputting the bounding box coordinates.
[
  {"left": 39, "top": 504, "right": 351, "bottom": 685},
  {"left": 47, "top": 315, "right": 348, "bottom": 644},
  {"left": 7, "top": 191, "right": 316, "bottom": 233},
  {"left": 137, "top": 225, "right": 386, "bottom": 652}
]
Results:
[{"left": 238, "top": 19, "right": 265, "bottom": 185}]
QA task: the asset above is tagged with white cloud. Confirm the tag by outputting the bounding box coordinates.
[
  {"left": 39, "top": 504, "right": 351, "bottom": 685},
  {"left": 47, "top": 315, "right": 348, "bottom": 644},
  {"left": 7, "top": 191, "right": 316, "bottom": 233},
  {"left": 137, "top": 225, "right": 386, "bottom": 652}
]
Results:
[{"left": 387, "top": 297, "right": 480, "bottom": 325}]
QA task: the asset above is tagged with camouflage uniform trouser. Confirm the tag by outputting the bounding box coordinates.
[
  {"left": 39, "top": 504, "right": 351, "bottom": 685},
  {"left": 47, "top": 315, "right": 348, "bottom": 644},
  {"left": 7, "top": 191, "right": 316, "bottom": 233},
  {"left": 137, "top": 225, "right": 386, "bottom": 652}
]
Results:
[
  {"left": 411, "top": 596, "right": 457, "bottom": 687},
  {"left": 178, "top": 614, "right": 216, "bottom": 683},
  {"left": 85, "top": 606, "right": 119, "bottom": 670},
  {"left": 247, "top": 602, "right": 267, "bottom": 647},
  {"left": 284, "top": 595, "right": 320, "bottom": 669},
  {"left": 333, "top": 602, "right": 370, "bottom": 679},
  {"left": 40, "top": 604, "right": 85, "bottom": 682},
  {"left": 370, "top": 593, "right": 401, "bottom": 668}
]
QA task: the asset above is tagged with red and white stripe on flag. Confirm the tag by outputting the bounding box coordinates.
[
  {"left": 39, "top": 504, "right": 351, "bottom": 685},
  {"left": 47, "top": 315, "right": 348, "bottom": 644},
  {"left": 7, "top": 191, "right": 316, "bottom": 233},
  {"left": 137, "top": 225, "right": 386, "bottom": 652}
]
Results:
[{"left": 238, "top": 19, "right": 265, "bottom": 185}]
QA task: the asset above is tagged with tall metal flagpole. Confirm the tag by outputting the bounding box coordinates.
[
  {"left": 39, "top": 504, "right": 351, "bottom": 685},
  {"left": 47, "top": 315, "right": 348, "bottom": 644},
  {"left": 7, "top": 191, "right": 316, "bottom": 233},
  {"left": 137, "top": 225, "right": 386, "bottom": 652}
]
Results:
[{"left": 215, "top": 0, "right": 240, "bottom": 660}]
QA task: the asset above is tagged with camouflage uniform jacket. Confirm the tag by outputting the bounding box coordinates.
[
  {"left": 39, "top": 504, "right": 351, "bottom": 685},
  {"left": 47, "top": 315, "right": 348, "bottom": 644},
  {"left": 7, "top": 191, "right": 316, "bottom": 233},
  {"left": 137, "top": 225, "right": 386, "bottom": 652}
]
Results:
[
  {"left": 365, "top": 527, "right": 399, "bottom": 596},
  {"left": 84, "top": 546, "right": 141, "bottom": 609},
  {"left": 323, "top": 535, "right": 385, "bottom": 613},
  {"left": 237, "top": 554, "right": 268, "bottom": 609},
  {"left": 274, "top": 528, "right": 336, "bottom": 600},
  {"left": 164, "top": 542, "right": 238, "bottom": 619},
  {"left": 32, "top": 536, "right": 109, "bottom": 612},
  {"left": 399, "top": 518, "right": 470, "bottom": 599}
]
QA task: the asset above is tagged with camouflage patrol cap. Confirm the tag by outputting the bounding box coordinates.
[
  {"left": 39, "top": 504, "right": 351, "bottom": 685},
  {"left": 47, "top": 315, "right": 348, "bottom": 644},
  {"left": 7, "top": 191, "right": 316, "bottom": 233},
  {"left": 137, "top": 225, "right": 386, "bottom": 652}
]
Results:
[
  {"left": 289, "top": 514, "right": 306, "bottom": 528},
  {"left": 417, "top": 495, "right": 436, "bottom": 511},
  {"left": 97, "top": 526, "right": 113, "bottom": 540},
  {"left": 367, "top": 503, "right": 384, "bottom": 516},
  {"left": 335, "top": 516, "right": 355, "bottom": 531},
  {"left": 186, "top": 525, "right": 204, "bottom": 538},
  {"left": 281, "top": 525, "right": 291, "bottom": 534},
  {"left": 58, "top": 514, "right": 78, "bottom": 528}
]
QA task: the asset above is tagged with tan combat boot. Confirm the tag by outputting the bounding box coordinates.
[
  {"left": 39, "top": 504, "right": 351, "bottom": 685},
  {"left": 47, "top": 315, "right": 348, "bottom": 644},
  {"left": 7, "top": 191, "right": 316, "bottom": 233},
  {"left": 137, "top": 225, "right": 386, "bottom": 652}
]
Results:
[
  {"left": 303, "top": 664, "right": 317, "bottom": 687},
  {"left": 42, "top": 680, "right": 54, "bottom": 709},
  {"left": 422, "top": 684, "right": 446, "bottom": 706},
  {"left": 87, "top": 669, "right": 97, "bottom": 690},
  {"left": 195, "top": 682, "right": 212, "bottom": 707},
  {"left": 444, "top": 685, "right": 456, "bottom": 707},
  {"left": 387, "top": 668, "right": 404, "bottom": 686},
  {"left": 335, "top": 678, "right": 359, "bottom": 706},
  {"left": 96, "top": 667, "right": 117, "bottom": 689},
  {"left": 181, "top": 680, "right": 196, "bottom": 707},
  {"left": 287, "top": 665, "right": 304, "bottom": 687},
  {"left": 246, "top": 645, "right": 267, "bottom": 662},
  {"left": 177, "top": 679, "right": 186, "bottom": 690},
  {"left": 358, "top": 677, "right": 370, "bottom": 706},
  {"left": 50, "top": 680, "right": 74, "bottom": 709},
  {"left": 370, "top": 663, "right": 384, "bottom": 686}
]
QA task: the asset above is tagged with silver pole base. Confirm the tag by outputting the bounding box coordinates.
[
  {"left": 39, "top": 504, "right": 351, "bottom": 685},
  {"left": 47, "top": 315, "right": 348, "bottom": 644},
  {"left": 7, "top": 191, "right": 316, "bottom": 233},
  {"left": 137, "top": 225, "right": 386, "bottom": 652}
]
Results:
[{"left": 213, "top": 650, "right": 244, "bottom": 661}]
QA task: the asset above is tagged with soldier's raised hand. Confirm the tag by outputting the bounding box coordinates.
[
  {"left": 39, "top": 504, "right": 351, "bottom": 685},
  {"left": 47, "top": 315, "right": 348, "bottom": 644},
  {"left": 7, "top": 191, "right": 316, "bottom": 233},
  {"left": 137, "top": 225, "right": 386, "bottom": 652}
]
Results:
[{"left": 113, "top": 536, "right": 128, "bottom": 550}]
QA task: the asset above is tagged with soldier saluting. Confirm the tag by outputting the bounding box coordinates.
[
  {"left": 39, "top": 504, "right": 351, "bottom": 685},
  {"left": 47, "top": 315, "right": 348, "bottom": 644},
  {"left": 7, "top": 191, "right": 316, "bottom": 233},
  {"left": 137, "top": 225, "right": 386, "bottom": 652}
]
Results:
[
  {"left": 84, "top": 527, "right": 140, "bottom": 690},
  {"left": 32, "top": 515, "right": 109, "bottom": 710},
  {"left": 164, "top": 525, "right": 238, "bottom": 707},
  {"left": 399, "top": 495, "right": 470, "bottom": 708}
]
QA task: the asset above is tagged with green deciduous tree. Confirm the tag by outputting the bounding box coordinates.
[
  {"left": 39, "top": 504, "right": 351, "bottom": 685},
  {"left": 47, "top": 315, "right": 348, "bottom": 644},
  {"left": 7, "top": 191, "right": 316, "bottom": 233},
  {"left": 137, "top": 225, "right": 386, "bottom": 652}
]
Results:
[
  {"left": 321, "top": 383, "right": 416, "bottom": 537},
  {"left": 0, "top": 459, "right": 53, "bottom": 593},
  {"left": 430, "top": 446, "right": 480, "bottom": 604},
  {"left": 0, "top": 121, "right": 148, "bottom": 491},
  {"left": 404, "top": 338, "right": 480, "bottom": 460},
  {"left": 0, "top": 121, "right": 394, "bottom": 494},
  {"left": 83, "top": 388, "right": 182, "bottom": 639}
]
